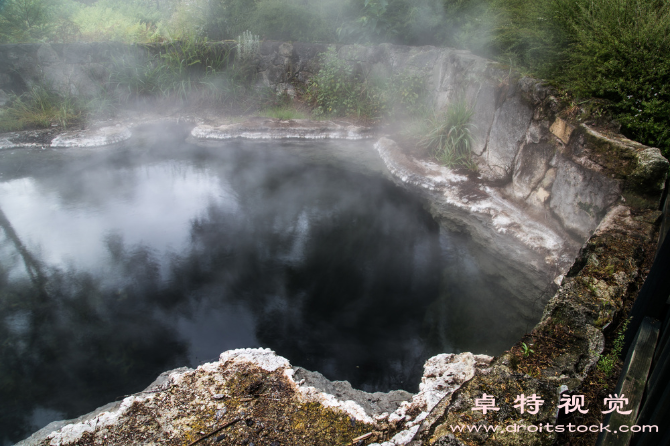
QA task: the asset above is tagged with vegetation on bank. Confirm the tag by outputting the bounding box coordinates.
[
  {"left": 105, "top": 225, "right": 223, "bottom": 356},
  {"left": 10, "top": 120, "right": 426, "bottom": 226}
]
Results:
[
  {"left": 0, "top": 0, "right": 668, "bottom": 158},
  {"left": 0, "top": 85, "right": 86, "bottom": 131},
  {"left": 417, "top": 100, "right": 478, "bottom": 170}
]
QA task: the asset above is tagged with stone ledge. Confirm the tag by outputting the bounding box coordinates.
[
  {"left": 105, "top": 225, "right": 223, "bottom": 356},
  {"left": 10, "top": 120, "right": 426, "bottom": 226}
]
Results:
[
  {"left": 0, "top": 126, "right": 131, "bottom": 149},
  {"left": 17, "top": 349, "right": 492, "bottom": 446},
  {"left": 191, "top": 118, "right": 374, "bottom": 141},
  {"left": 50, "top": 126, "right": 132, "bottom": 147}
]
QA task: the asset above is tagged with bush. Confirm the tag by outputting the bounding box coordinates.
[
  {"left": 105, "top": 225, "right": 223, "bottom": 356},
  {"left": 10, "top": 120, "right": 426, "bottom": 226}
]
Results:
[
  {"left": 338, "top": 0, "right": 493, "bottom": 48},
  {"left": 249, "top": 1, "right": 336, "bottom": 42},
  {"left": 381, "top": 71, "right": 427, "bottom": 116},
  {"left": 481, "top": 0, "right": 670, "bottom": 158},
  {"left": 306, "top": 47, "right": 384, "bottom": 118},
  {"left": 0, "top": 0, "right": 57, "bottom": 42},
  {"left": 560, "top": 0, "right": 670, "bottom": 157},
  {"left": 306, "top": 47, "right": 427, "bottom": 119},
  {"left": 488, "top": 0, "right": 570, "bottom": 76},
  {"left": 71, "top": 3, "right": 158, "bottom": 42}
]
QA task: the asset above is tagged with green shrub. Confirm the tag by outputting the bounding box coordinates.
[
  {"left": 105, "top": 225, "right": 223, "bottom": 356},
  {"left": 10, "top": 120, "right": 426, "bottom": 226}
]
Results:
[
  {"left": 306, "top": 47, "right": 428, "bottom": 119},
  {"left": 0, "top": 0, "right": 57, "bottom": 42},
  {"left": 479, "top": 0, "right": 670, "bottom": 158},
  {"left": 488, "top": 0, "right": 570, "bottom": 76},
  {"left": 418, "top": 99, "right": 477, "bottom": 170},
  {"left": 559, "top": 0, "right": 670, "bottom": 157},
  {"left": 249, "top": 0, "right": 336, "bottom": 43},
  {"left": 306, "top": 47, "right": 384, "bottom": 118},
  {"left": 236, "top": 30, "right": 260, "bottom": 62},
  {"left": 381, "top": 71, "right": 427, "bottom": 116},
  {"left": 71, "top": 3, "right": 158, "bottom": 43},
  {"left": 338, "top": 0, "right": 493, "bottom": 48}
]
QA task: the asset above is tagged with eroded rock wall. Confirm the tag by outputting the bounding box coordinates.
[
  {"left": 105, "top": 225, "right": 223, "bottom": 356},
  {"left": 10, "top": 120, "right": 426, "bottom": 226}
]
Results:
[{"left": 255, "top": 42, "right": 667, "bottom": 243}]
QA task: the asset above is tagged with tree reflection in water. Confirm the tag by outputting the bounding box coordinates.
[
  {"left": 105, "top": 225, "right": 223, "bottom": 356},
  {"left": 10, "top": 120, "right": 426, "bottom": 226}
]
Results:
[{"left": 0, "top": 134, "right": 442, "bottom": 444}]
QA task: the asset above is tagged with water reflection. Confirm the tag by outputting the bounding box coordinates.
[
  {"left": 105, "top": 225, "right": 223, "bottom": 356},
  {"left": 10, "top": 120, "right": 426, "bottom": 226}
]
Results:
[{"left": 0, "top": 134, "right": 443, "bottom": 444}]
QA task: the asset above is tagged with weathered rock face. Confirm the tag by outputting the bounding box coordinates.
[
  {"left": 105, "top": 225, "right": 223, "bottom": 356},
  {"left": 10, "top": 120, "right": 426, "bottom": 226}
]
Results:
[
  {"left": 17, "top": 348, "right": 492, "bottom": 446},
  {"left": 548, "top": 156, "right": 621, "bottom": 239},
  {"left": 251, "top": 41, "right": 667, "bottom": 239}
]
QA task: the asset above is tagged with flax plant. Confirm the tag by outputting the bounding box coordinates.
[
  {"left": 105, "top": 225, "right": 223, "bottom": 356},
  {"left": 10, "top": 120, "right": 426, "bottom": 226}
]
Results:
[{"left": 419, "top": 100, "right": 477, "bottom": 170}]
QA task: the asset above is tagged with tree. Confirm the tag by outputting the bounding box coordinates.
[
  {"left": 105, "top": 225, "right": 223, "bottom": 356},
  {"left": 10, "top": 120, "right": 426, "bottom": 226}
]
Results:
[{"left": 0, "top": 0, "right": 56, "bottom": 43}]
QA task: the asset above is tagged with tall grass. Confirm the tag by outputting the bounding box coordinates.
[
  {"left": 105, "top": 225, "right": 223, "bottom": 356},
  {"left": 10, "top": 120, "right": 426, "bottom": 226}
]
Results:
[
  {"left": 0, "top": 86, "right": 85, "bottom": 132},
  {"left": 418, "top": 100, "right": 477, "bottom": 170}
]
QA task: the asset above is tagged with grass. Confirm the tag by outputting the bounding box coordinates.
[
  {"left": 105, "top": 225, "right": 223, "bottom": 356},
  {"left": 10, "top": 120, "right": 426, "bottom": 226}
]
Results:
[
  {"left": 261, "top": 106, "right": 308, "bottom": 121},
  {"left": 0, "top": 86, "right": 85, "bottom": 132},
  {"left": 107, "top": 39, "right": 256, "bottom": 105},
  {"left": 0, "top": 40, "right": 265, "bottom": 134},
  {"left": 417, "top": 100, "right": 477, "bottom": 170}
]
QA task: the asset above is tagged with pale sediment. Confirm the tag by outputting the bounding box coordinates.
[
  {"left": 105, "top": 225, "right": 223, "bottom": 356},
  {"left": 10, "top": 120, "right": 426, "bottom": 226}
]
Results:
[
  {"left": 50, "top": 126, "right": 131, "bottom": 147},
  {"left": 0, "top": 125, "right": 131, "bottom": 149},
  {"left": 191, "top": 119, "right": 374, "bottom": 141}
]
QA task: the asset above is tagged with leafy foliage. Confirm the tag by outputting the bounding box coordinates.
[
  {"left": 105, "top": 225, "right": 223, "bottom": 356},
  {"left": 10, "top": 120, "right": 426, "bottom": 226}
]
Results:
[
  {"left": 487, "top": 0, "right": 569, "bottom": 75},
  {"left": 70, "top": 0, "right": 162, "bottom": 43},
  {"left": 560, "top": 0, "right": 670, "bottom": 157},
  {"left": 521, "top": 342, "right": 534, "bottom": 357},
  {"left": 0, "top": 0, "right": 57, "bottom": 42},
  {"left": 337, "top": 0, "right": 491, "bottom": 47},
  {"left": 236, "top": 30, "right": 259, "bottom": 62},
  {"left": 484, "top": 0, "right": 670, "bottom": 157},
  {"left": 107, "top": 40, "right": 255, "bottom": 105},
  {"left": 381, "top": 71, "right": 428, "bottom": 116},
  {"left": 306, "top": 47, "right": 427, "bottom": 119},
  {"left": 306, "top": 47, "right": 383, "bottom": 118}
]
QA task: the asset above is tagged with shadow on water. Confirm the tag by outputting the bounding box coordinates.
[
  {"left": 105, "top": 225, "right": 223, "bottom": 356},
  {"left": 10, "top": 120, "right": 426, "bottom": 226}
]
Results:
[{"left": 0, "top": 126, "right": 546, "bottom": 444}]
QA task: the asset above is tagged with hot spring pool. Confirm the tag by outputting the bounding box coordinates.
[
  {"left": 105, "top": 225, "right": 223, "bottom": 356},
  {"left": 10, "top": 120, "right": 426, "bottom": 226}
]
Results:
[{"left": 0, "top": 125, "right": 549, "bottom": 444}]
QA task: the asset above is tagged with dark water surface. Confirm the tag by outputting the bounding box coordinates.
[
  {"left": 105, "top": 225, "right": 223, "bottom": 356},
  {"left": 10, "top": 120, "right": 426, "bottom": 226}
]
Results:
[{"left": 0, "top": 126, "right": 545, "bottom": 444}]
